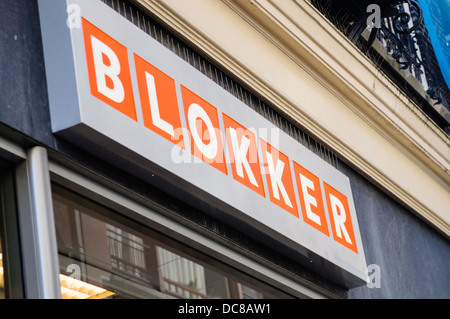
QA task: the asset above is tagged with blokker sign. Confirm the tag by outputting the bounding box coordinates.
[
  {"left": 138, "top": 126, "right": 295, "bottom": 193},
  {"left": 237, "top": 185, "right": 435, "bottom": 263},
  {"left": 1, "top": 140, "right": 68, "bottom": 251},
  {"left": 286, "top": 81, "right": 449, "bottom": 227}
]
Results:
[{"left": 38, "top": 0, "right": 367, "bottom": 286}]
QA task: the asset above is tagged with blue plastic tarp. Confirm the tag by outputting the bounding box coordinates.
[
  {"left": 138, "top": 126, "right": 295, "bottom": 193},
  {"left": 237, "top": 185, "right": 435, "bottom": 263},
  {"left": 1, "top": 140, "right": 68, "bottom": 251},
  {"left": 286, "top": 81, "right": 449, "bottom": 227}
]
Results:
[{"left": 418, "top": 0, "right": 450, "bottom": 90}]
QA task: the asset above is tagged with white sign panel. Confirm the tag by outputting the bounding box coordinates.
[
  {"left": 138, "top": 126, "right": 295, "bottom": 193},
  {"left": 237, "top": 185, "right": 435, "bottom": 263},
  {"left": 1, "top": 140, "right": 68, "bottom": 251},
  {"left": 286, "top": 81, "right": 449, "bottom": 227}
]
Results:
[{"left": 38, "top": 0, "right": 367, "bottom": 287}]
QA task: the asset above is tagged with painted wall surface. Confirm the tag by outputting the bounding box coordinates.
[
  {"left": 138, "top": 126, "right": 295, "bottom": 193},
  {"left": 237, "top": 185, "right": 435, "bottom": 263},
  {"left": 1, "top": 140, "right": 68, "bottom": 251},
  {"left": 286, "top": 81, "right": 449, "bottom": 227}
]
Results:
[
  {"left": 0, "top": 0, "right": 449, "bottom": 298},
  {"left": 343, "top": 163, "right": 450, "bottom": 298}
]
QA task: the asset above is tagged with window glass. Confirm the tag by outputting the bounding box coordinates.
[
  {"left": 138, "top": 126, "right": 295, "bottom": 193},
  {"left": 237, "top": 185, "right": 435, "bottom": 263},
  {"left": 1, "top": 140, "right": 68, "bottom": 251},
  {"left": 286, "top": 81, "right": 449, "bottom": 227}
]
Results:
[
  {"left": 52, "top": 184, "right": 291, "bottom": 299},
  {"left": 157, "top": 246, "right": 230, "bottom": 299},
  {"left": 0, "top": 162, "right": 15, "bottom": 299}
]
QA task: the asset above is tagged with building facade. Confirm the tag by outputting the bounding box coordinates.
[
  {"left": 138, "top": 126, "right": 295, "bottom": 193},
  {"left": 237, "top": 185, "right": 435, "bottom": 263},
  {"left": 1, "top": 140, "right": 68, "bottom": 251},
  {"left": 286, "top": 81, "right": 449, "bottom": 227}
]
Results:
[{"left": 0, "top": 0, "right": 449, "bottom": 299}]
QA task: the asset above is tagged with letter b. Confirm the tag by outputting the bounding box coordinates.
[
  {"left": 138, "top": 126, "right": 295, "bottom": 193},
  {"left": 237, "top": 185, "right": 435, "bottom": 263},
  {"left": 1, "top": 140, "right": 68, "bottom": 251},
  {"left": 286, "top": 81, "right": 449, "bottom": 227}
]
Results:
[
  {"left": 91, "top": 36, "right": 125, "bottom": 103},
  {"left": 82, "top": 18, "right": 137, "bottom": 120}
]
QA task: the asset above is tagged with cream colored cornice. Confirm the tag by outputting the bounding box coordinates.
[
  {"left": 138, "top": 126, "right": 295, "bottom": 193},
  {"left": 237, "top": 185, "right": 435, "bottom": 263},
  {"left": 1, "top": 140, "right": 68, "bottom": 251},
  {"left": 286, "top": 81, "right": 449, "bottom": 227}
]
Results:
[{"left": 134, "top": 0, "right": 449, "bottom": 237}]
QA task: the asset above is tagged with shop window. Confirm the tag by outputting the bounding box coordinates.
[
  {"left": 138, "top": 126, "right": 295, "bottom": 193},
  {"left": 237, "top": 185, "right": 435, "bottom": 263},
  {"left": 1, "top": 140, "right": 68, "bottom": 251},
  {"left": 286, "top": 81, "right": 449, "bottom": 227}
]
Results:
[
  {"left": 106, "top": 224, "right": 147, "bottom": 280},
  {"left": 52, "top": 184, "right": 289, "bottom": 299},
  {"left": 0, "top": 160, "right": 23, "bottom": 299}
]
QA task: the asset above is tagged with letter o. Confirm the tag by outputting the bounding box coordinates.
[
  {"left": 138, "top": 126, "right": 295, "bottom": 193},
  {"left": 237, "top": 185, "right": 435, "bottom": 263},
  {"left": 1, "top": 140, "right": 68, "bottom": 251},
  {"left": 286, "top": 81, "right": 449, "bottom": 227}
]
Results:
[{"left": 187, "top": 103, "right": 218, "bottom": 160}]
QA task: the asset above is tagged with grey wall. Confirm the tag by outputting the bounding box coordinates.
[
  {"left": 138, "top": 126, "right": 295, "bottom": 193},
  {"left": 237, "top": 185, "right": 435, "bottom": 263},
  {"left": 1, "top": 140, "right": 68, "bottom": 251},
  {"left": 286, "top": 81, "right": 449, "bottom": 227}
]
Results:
[
  {"left": 0, "top": 0, "right": 449, "bottom": 298},
  {"left": 0, "top": 0, "right": 53, "bottom": 145},
  {"left": 344, "top": 162, "right": 450, "bottom": 298}
]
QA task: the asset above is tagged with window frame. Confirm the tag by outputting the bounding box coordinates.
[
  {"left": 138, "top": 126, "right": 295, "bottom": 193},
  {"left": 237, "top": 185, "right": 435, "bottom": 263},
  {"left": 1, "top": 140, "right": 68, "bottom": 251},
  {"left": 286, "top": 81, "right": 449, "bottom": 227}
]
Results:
[{"left": 0, "top": 132, "right": 330, "bottom": 299}]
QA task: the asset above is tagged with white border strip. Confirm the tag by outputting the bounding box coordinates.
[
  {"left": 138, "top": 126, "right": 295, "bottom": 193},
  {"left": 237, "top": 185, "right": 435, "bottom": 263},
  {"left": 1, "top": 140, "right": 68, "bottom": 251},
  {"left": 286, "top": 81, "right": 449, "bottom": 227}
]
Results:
[{"left": 0, "top": 135, "right": 26, "bottom": 160}]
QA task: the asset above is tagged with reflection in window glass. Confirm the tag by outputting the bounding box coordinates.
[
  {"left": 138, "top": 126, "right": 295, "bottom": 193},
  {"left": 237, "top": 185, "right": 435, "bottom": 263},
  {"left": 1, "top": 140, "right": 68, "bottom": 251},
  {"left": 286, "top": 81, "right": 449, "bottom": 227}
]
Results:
[
  {"left": 52, "top": 185, "right": 291, "bottom": 299},
  {"left": 106, "top": 224, "right": 147, "bottom": 281},
  {"left": 158, "top": 247, "right": 230, "bottom": 299}
]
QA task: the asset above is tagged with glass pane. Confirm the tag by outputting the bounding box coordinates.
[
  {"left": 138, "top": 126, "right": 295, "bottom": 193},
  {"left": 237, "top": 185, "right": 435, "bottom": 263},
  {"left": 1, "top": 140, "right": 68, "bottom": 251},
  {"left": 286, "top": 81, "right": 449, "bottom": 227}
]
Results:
[
  {"left": 0, "top": 162, "right": 20, "bottom": 299},
  {"left": 157, "top": 246, "right": 230, "bottom": 299},
  {"left": 240, "top": 283, "right": 264, "bottom": 299},
  {"left": 52, "top": 184, "right": 291, "bottom": 299}
]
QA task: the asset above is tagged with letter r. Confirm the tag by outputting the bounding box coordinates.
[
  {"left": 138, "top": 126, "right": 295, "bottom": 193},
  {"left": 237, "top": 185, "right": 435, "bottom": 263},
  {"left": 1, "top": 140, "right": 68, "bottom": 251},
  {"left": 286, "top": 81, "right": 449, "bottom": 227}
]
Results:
[
  {"left": 328, "top": 193, "right": 352, "bottom": 243},
  {"left": 323, "top": 182, "right": 358, "bottom": 253}
]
